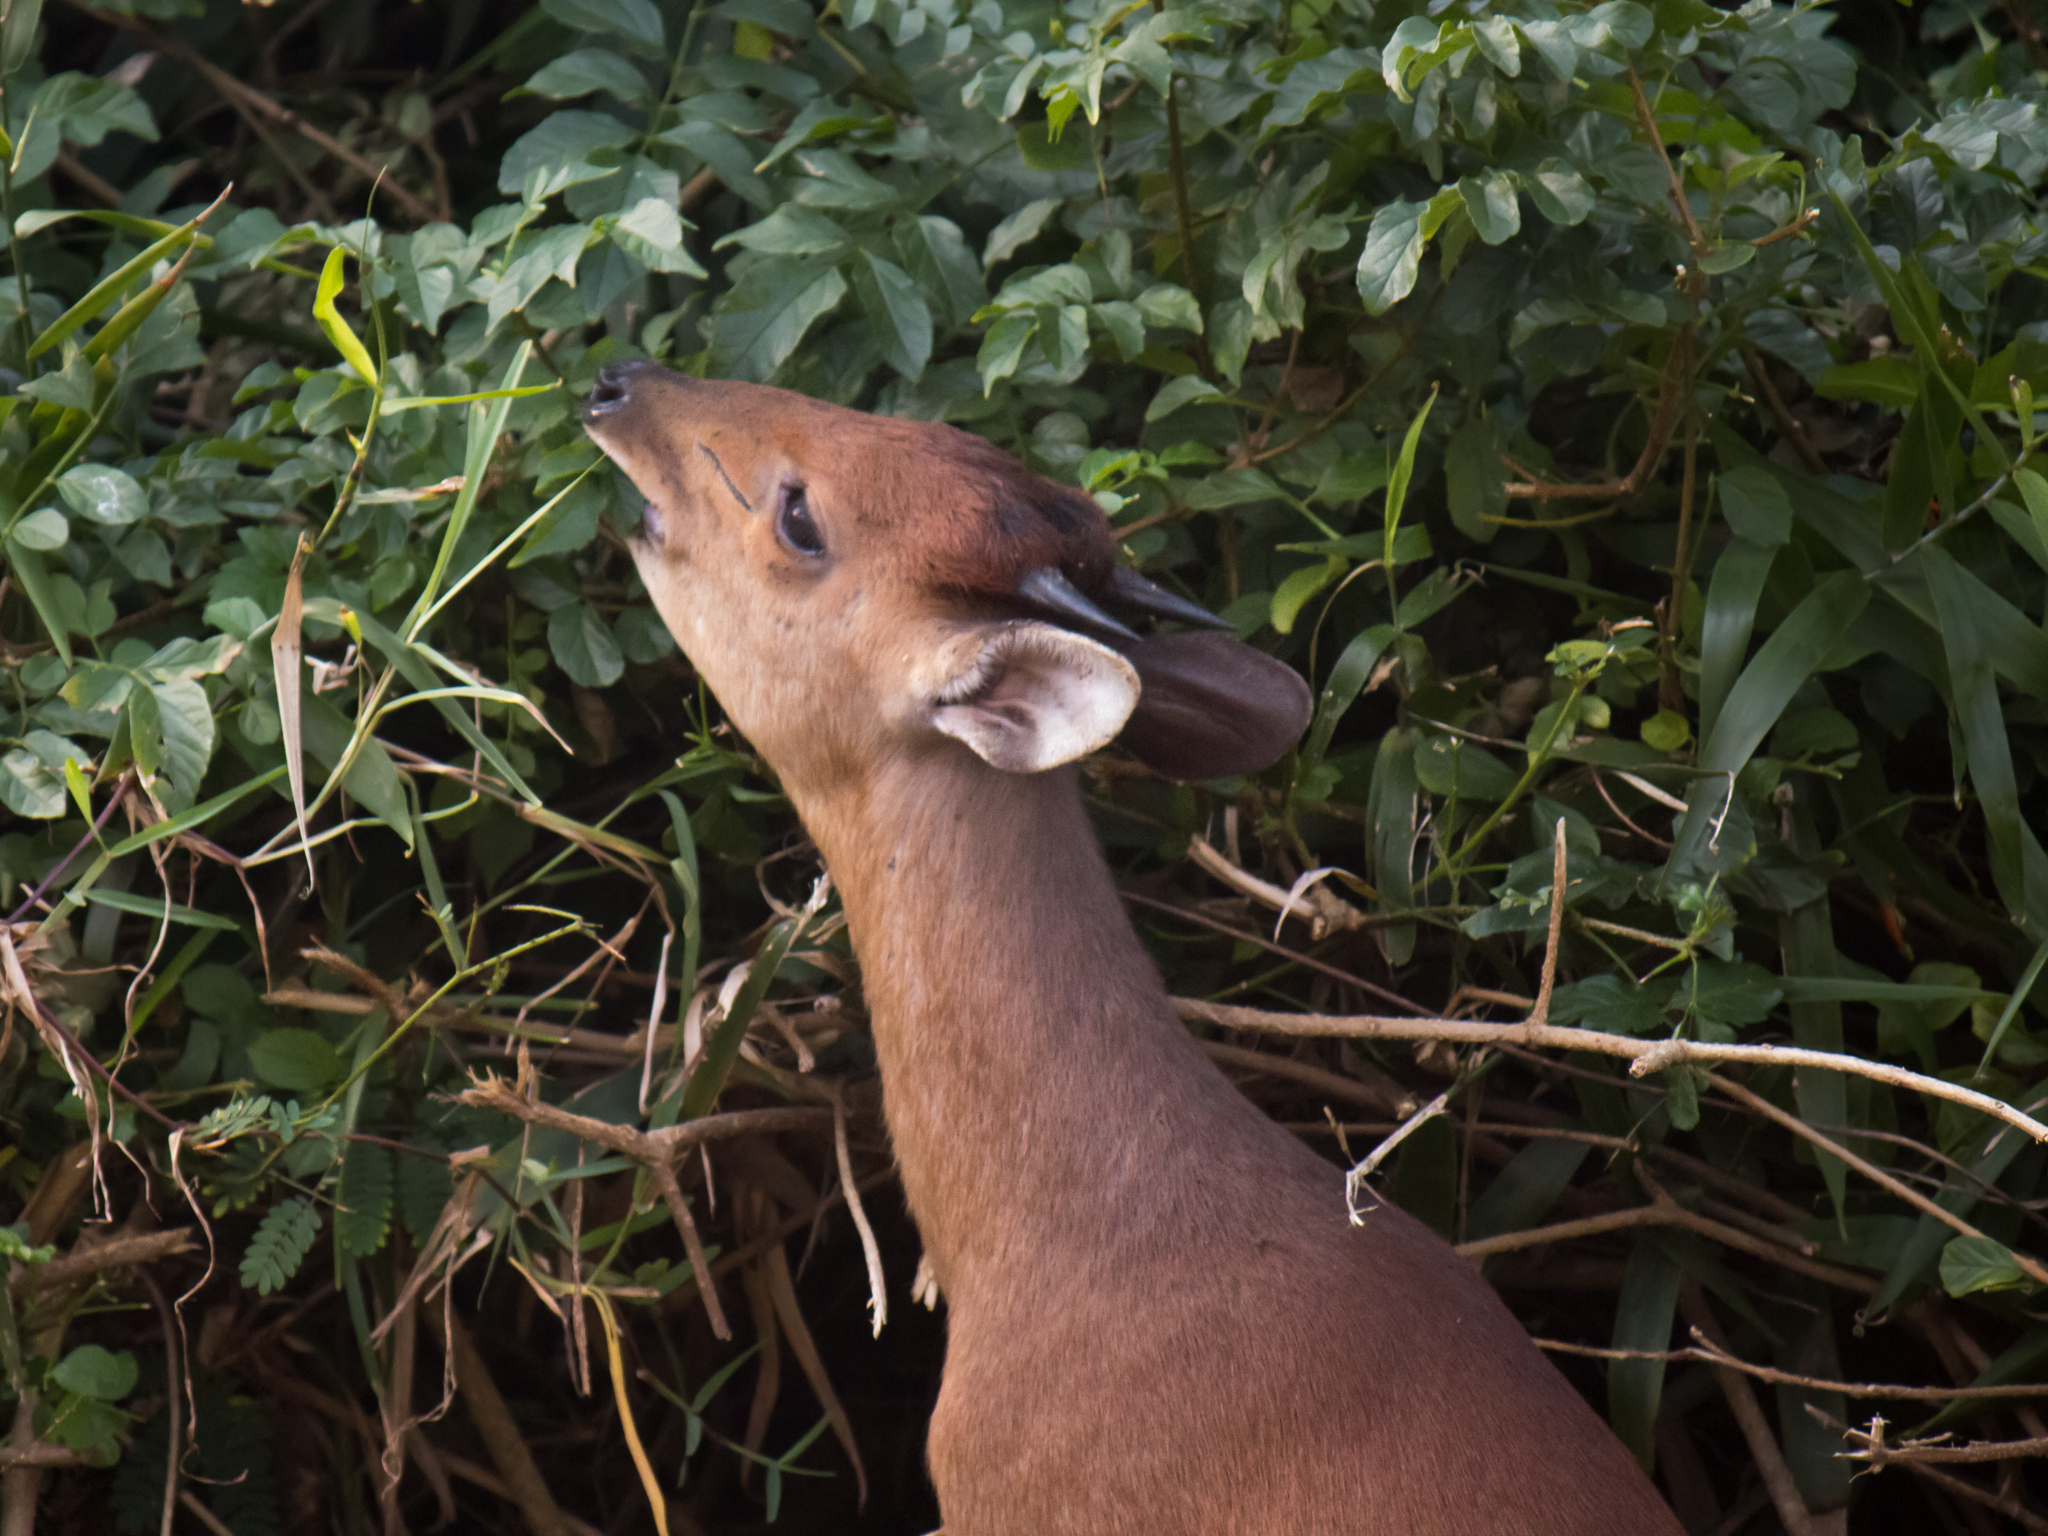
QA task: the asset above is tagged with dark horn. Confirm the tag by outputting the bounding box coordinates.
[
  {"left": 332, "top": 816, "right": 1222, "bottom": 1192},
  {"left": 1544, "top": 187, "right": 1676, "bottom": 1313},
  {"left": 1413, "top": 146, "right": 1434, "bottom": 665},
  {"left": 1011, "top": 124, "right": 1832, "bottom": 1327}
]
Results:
[
  {"left": 1108, "top": 565, "right": 1233, "bottom": 630},
  {"left": 1016, "top": 567, "right": 1140, "bottom": 642}
]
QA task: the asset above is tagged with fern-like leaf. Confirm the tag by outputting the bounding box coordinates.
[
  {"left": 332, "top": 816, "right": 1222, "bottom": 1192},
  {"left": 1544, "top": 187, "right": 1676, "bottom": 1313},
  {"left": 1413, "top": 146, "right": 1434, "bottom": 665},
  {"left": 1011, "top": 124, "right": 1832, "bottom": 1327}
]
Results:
[
  {"left": 335, "top": 1141, "right": 393, "bottom": 1259},
  {"left": 240, "top": 1196, "right": 320, "bottom": 1295},
  {"left": 396, "top": 1140, "right": 454, "bottom": 1247}
]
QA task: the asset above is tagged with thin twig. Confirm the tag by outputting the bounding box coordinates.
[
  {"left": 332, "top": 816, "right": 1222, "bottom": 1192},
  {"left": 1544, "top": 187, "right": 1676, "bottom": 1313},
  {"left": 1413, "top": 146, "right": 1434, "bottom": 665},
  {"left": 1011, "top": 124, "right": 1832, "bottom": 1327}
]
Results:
[
  {"left": 834, "top": 1089, "right": 887, "bottom": 1338},
  {"left": 1174, "top": 999, "right": 2048, "bottom": 1148},
  {"left": 1710, "top": 1073, "right": 2048, "bottom": 1288},
  {"left": 1742, "top": 341, "right": 1828, "bottom": 475},
  {"left": 1683, "top": 1285, "right": 1823, "bottom": 1536},
  {"left": 128, "top": 20, "right": 436, "bottom": 224},
  {"left": 1536, "top": 1331, "right": 2048, "bottom": 1402}
]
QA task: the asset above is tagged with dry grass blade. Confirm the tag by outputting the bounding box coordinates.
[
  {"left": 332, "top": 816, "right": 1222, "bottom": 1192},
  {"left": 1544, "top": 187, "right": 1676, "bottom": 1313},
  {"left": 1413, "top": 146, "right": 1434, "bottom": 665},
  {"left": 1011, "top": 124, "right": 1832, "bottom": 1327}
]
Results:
[
  {"left": 274, "top": 532, "right": 314, "bottom": 889},
  {"left": 834, "top": 1090, "right": 887, "bottom": 1337},
  {"left": 757, "top": 1230, "right": 868, "bottom": 1505},
  {"left": 590, "top": 1291, "right": 669, "bottom": 1536}
]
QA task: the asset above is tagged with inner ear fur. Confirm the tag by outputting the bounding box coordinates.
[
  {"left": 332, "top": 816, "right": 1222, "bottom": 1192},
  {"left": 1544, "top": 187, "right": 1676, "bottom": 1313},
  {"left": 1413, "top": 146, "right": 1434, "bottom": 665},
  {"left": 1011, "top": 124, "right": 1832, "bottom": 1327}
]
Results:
[
  {"left": 927, "top": 623, "right": 1141, "bottom": 774},
  {"left": 1116, "top": 631, "right": 1312, "bottom": 780}
]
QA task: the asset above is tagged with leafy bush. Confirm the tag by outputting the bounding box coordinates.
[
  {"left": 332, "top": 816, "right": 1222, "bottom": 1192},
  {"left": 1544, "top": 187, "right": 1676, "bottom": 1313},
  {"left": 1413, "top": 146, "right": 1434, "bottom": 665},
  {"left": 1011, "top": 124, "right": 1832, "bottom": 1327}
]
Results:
[{"left": 2, "top": 0, "right": 2046, "bottom": 1530}]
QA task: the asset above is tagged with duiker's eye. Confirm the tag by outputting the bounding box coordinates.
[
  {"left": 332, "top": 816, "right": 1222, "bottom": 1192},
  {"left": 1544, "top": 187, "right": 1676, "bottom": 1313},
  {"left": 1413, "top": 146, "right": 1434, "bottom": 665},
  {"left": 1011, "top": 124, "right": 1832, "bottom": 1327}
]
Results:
[{"left": 776, "top": 482, "right": 825, "bottom": 557}]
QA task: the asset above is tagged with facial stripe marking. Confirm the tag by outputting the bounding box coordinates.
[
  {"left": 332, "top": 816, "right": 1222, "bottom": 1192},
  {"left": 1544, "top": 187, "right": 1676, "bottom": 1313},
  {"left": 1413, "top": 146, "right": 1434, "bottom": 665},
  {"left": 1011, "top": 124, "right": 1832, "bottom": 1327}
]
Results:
[{"left": 700, "top": 443, "right": 752, "bottom": 511}]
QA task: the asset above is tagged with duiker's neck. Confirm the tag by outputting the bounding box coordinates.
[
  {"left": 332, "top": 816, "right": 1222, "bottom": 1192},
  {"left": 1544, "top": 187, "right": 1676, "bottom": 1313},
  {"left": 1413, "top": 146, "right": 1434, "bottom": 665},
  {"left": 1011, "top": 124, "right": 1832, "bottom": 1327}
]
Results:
[{"left": 794, "top": 751, "right": 1236, "bottom": 1300}]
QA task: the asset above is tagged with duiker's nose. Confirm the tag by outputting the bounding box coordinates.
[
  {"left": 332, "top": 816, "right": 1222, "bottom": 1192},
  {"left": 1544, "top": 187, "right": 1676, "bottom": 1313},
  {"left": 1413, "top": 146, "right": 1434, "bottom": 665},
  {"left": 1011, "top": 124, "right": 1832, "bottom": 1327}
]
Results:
[{"left": 586, "top": 359, "right": 660, "bottom": 419}]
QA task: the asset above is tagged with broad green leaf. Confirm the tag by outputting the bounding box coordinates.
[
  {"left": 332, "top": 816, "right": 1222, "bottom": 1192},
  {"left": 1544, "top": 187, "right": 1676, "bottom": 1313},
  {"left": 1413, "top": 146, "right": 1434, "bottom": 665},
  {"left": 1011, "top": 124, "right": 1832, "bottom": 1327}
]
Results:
[
  {"left": 248, "top": 1028, "right": 342, "bottom": 1092},
  {"left": 1458, "top": 170, "right": 1520, "bottom": 245},
  {"left": 1145, "top": 374, "right": 1225, "bottom": 422},
  {"left": 714, "top": 205, "right": 850, "bottom": 258},
  {"left": 56, "top": 464, "right": 147, "bottom": 526},
  {"left": 983, "top": 198, "right": 1062, "bottom": 269},
  {"left": 52, "top": 1345, "right": 137, "bottom": 1402},
  {"left": 539, "top": 0, "right": 665, "bottom": 56},
  {"left": 1525, "top": 160, "right": 1594, "bottom": 225},
  {"left": 1939, "top": 1235, "right": 2027, "bottom": 1297},
  {"left": 549, "top": 600, "right": 626, "bottom": 688},
  {"left": 9, "top": 507, "right": 68, "bottom": 550},
  {"left": 1716, "top": 466, "right": 1791, "bottom": 547},
  {"left": 521, "top": 48, "right": 653, "bottom": 105},
  {"left": 1357, "top": 198, "right": 1427, "bottom": 315},
  {"left": 0, "top": 748, "right": 67, "bottom": 818},
  {"left": 851, "top": 251, "right": 932, "bottom": 381},
  {"left": 708, "top": 260, "right": 848, "bottom": 382}
]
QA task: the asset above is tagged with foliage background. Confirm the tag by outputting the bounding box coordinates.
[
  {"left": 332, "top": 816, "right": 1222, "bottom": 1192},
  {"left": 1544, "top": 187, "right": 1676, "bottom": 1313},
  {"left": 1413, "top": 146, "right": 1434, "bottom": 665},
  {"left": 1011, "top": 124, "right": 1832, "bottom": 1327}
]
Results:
[{"left": 2, "top": 0, "right": 2047, "bottom": 1531}]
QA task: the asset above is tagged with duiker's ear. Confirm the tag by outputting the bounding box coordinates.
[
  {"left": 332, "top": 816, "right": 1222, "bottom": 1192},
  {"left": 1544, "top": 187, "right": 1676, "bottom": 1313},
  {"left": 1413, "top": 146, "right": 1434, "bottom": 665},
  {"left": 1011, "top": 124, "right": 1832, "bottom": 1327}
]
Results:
[
  {"left": 929, "top": 624, "right": 1140, "bottom": 773},
  {"left": 1118, "top": 631, "right": 1313, "bottom": 780}
]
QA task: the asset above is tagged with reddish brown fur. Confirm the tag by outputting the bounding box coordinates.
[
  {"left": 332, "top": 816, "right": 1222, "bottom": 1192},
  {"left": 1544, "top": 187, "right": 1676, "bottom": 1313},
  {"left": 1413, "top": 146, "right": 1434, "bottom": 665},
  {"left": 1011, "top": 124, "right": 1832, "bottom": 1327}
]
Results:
[{"left": 586, "top": 364, "right": 1683, "bottom": 1535}]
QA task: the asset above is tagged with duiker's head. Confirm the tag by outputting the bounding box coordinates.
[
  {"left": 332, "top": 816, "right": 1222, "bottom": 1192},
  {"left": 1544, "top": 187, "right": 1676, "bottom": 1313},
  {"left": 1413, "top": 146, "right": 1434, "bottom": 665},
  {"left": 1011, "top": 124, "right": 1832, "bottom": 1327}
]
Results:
[{"left": 583, "top": 362, "right": 1308, "bottom": 795}]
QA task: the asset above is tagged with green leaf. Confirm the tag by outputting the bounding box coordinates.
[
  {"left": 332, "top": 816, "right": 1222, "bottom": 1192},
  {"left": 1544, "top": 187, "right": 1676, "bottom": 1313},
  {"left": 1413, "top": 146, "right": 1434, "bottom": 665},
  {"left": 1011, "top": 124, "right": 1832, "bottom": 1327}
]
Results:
[
  {"left": 1356, "top": 198, "right": 1427, "bottom": 315},
  {"left": 8, "top": 507, "right": 68, "bottom": 551},
  {"left": 56, "top": 464, "right": 147, "bottom": 526},
  {"left": 714, "top": 205, "right": 850, "bottom": 258},
  {"left": 1145, "top": 374, "right": 1225, "bottom": 422},
  {"left": 144, "top": 677, "right": 215, "bottom": 812},
  {"left": 1413, "top": 735, "right": 1519, "bottom": 800},
  {"left": 248, "top": 1029, "right": 342, "bottom": 1093},
  {"left": 1524, "top": 159, "right": 1594, "bottom": 225},
  {"left": 241, "top": 1195, "right": 322, "bottom": 1295},
  {"left": 52, "top": 1345, "right": 138, "bottom": 1402},
  {"left": 1923, "top": 547, "right": 2047, "bottom": 931},
  {"left": 1716, "top": 465, "right": 1792, "bottom": 547},
  {"left": 1458, "top": 170, "right": 1520, "bottom": 245},
  {"left": 539, "top": 0, "right": 665, "bottom": 56},
  {"left": 1814, "top": 357, "right": 1918, "bottom": 408},
  {"left": 1939, "top": 1235, "right": 2027, "bottom": 1297},
  {"left": 1300, "top": 623, "right": 1393, "bottom": 773},
  {"left": 0, "top": 747, "right": 68, "bottom": 818},
  {"left": 1698, "top": 538, "right": 1773, "bottom": 749},
  {"left": 851, "top": 251, "right": 932, "bottom": 381},
  {"left": 82, "top": 889, "right": 240, "bottom": 931},
  {"left": 312, "top": 247, "right": 379, "bottom": 385},
  {"left": 1608, "top": 1241, "right": 1682, "bottom": 1470},
  {"left": 1271, "top": 556, "right": 1343, "bottom": 635},
  {"left": 549, "top": 600, "right": 626, "bottom": 688},
  {"left": 521, "top": 48, "right": 653, "bottom": 105},
  {"left": 1669, "top": 571, "right": 1870, "bottom": 881},
  {"left": 336, "top": 1141, "right": 395, "bottom": 1259},
  {"left": 983, "top": 198, "right": 1061, "bottom": 269},
  {"left": 1183, "top": 467, "right": 1284, "bottom": 510},
  {"left": 708, "top": 260, "right": 848, "bottom": 382},
  {"left": 1640, "top": 710, "right": 1690, "bottom": 752}
]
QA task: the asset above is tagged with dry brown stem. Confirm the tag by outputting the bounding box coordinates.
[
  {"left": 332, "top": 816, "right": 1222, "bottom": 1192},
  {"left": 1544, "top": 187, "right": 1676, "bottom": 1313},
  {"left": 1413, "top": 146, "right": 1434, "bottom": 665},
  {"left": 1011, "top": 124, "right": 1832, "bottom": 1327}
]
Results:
[
  {"left": 123, "top": 20, "right": 437, "bottom": 224},
  {"left": 38, "top": 1227, "right": 196, "bottom": 1284},
  {"left": 1707, "top": 1073, "right": 2048, "bottom": 1289},
  {"left": 1741, "top": 341, "right": 1829, "bottom": 474},
  {"left": 1842, "top": 1415, "right": 2048, "bottom": 1466},
  {"left": 1171, "top": 998, "right": 2048, "bottom": 1148},
  {"left": 1455, "top": 1183, "right": 1875, "bottom": 1296},
  {"left": 455, "top": 1070, "right": 832, "bottom": 1339},
  {"left": 1683, "top": 1285, "right": 1824, "bottom": 1536},
  {"left": 1501, "top": 336, "right": 1691, "bottom": 501},
  {"left": 423, "top": 1308, "right": 574, "bottom": 1536},
  {"left": 1539, "top": 1331, "right": 2048, "bottom": 1402}
]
